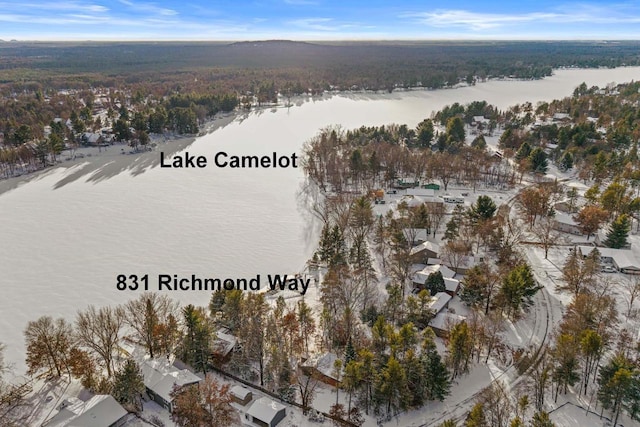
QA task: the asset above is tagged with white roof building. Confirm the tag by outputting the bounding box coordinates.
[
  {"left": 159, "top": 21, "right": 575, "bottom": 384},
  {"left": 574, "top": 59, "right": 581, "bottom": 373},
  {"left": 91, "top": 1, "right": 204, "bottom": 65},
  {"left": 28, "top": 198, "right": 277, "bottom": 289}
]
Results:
[
  {"left": 444, "top": 277, "right": 460, "bottom": 295},
  {"left": 406, "top": 188, "right": 436, "bottom": 197},
  {"left": 428, "top": 312, "right": 466, "bottom": 336},
  {"left": 413, "top": 264, "right": 455, "bottom": 285},
  {"left": 577, "top": 246, "right": 640, "bottom": 274},
  {"left": 246, "top": 397, "right": 287, "bottom": 427},
  {"left": 427, "top": 292, "right": 452, "bottom": 314},
  {"left": 45, "top": 395, "right": 128, "bottom": 427},
  {"left": 139, "top": 358, "right": 201, "bottom": 411}
]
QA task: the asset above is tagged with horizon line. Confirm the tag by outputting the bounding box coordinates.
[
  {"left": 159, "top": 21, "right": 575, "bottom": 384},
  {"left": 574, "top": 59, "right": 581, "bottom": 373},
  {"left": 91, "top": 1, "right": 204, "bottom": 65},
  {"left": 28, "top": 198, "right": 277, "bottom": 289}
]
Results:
[{"left": 1, "top": 38, "right": 640, "bottom": 43}]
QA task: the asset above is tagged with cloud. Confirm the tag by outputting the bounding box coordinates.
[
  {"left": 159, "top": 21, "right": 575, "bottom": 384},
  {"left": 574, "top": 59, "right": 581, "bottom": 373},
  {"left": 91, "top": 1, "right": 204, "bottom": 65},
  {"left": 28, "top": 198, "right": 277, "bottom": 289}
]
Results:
[
  {"left": 118, "top": 0, "right": 178, "bottom": 16},
  {"left": 0, "top": 1, "right": 109, "bottom": 14},
  {"left": 288, "top": 17, "right": 335, "bottom": 31},
  {"left": 402, "top": 4, "right": 640, "bottom": 31},
  {"left": 288, "top": 17, "right": 374, "bottom": 32},
  {"left": 403, "top": 10, "right": 559, "bottom": 30}
]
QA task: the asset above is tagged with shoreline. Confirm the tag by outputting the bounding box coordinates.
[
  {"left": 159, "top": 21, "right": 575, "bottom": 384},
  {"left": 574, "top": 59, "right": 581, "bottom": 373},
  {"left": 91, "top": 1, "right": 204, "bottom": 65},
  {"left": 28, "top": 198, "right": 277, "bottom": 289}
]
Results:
[
  {"left": 2, "top": 64, "right": 640, "bottom": 195},
  {"left": 0, "top": 110, "right": 239, "bottom": 196}
]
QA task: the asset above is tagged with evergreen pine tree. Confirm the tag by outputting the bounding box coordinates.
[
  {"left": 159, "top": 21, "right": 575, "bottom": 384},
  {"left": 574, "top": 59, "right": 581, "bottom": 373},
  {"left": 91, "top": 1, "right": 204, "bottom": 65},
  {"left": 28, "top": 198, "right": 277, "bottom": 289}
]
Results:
[
  {"left": 422, "top": 329, "right": 451, "bottom": 401},
  {"left": 530, "top": 411, "right": 556, "bottom": 427},
  {"left": 426, "top": 271, "right": 446, "bottom": 296},
  {"left": 529, "top": 148, "right": 548, "bottom": 174},
  {"left": 560, "top": 152, "right": 573, "bottom": 171},
  {"left": 605, "top": 214, "right": 631, "bottom": 249},
  {"left": 447, "top": 322, "right": 472, "bottom": 379},
  {"left": 112, "top": 359, "right": 145, "bottom": 412},
  {"left": 345, "top": 339, "right": 357, "bottom": 364},
  {"left": 515, "top": 141, "right": 532, "bottom": 161},
  {"left": 465, "top": 403, "right": 488, "bottom": 427}
]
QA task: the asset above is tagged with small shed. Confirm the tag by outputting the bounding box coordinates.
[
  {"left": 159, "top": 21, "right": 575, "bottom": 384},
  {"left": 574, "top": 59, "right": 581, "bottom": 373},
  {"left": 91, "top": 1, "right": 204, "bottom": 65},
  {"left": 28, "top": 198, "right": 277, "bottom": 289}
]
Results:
[
  {"left": 230, "top": 385, "right": 253, "bottom": 406},
  {"left": 246, "top": 397, "right": 286, "bottom": 427}
]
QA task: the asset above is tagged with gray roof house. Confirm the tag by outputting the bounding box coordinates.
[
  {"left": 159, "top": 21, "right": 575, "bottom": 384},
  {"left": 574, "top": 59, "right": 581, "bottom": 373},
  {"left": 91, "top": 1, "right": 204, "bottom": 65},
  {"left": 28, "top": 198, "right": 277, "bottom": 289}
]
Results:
[
  {"left": 139, "top": 358, "right": 201, "bottom": 412},
  {"left": 245, "top": 397, "right": 287, "bottom": 427},
  {"left": 44, "top": 395, "right": 128, "bottom": 427}
]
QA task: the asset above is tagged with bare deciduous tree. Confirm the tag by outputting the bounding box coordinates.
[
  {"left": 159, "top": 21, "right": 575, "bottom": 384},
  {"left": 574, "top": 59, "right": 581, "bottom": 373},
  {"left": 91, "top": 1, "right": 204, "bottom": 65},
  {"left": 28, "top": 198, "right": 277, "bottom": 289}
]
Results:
[
  {"left": 124, "top": 293, "right": 179, "bottom": 358},
  {"left": 621, "top": 276, "right": 640, "bottom": 318},
  {"left": 75, "top": 305, "right": 125, "bottom": 377}
]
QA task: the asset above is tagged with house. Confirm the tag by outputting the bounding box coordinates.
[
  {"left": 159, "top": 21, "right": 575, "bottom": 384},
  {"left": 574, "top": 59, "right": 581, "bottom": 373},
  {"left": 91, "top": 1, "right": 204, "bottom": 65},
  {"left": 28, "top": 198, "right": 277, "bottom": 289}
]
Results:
[
  {"left": 44, "top": 395, "right": 128, "bottom": 427},
  {"left": 577, "top": 246, "right": 640, "bottom": 275},
  {"left": 300, "top": 352, "right": 342, "bottom": 387},
  {"left": 139, "top": 358, "right": 201, "bottom": 412},
  {"left": 403, "top": 228, "right": 429, "bottom": 246},
  {"left": 413, "top": 264, "right": 455, "bottom": 288},
  {"left": 553, "top": 201, "right": 575, "bottom": 214},
  {"left": 410, "top": 241, "right": 440, "bottom": 264},
  {"left": 552, "top": 212, "right": 582, "bottom": 235},
  {"left": 444, "top": 255, "right": 481, "bottom": 275},
  {"left": 472, "top": 116, "right": 490, "bottom": 126},
  {"left": 81, "top": 132, "right": 104, "bottom": 146},
  {"left": 212, "top": 330, "right": 237, "bottom": 364},
  {"left": 395, "top": 177, "right": 420, "bottom": 189},
  {"left": 428, "top": 312, "right": 466, "bottom": 338},
  {"left": 245, "top": 397, "right": 287, "bottom": 427},
  {"left": 230, "top": 385, "right": 253, "bottom": 406},
  {"left": 427, "top": 292, "right": 452, "bottom": 315},
  {"left": 552, "top": 113, "right": 571, "bottom": 122}
]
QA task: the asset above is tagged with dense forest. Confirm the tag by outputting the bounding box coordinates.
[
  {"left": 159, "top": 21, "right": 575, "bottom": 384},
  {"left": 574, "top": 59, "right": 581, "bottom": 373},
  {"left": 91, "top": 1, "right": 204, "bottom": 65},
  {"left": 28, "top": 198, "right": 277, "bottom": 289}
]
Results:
[{"left": 1, "top": 40, "right": 639, "bottom": 92}]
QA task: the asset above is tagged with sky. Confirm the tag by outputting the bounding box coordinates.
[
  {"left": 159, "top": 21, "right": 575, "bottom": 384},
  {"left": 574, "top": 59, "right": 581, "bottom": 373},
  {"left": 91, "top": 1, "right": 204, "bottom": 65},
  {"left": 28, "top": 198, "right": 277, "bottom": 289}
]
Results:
[{"left": 1, "top": 0, "right": 640, "bottom": 40}]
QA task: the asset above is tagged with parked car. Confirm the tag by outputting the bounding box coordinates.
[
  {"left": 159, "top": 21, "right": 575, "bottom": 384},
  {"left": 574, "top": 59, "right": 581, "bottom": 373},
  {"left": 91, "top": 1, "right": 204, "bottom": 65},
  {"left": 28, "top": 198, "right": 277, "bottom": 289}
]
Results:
[{"left": 601, "top": 265, "right": 616, "bottom": 273}]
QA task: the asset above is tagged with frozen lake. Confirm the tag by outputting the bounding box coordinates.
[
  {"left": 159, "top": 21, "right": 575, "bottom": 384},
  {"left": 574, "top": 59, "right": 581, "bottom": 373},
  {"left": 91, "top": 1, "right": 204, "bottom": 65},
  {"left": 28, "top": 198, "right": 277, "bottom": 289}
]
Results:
[{"left": 2, "top": 66, "right": 640, "bottom": 374}]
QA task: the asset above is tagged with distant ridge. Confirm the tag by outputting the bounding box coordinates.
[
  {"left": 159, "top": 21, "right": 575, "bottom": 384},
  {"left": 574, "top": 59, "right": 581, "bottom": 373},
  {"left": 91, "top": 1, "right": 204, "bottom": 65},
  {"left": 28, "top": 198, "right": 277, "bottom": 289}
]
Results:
[{"left": 228, "top": 40, "right": 317, "bottom": 47}]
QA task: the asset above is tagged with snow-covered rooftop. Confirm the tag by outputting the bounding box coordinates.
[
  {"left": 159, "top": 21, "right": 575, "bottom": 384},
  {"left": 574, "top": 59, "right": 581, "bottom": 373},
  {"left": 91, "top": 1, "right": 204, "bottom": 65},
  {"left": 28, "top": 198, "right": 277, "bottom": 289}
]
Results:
[
  {"left": 428, "top": 292, "right": 452, "bottom": 314},
  {"left": 444, "top": 277, "right": 460, "bottom": 293},
  {"left": 577, "top": 245, "right": 640, "bottom": 270},
  {"left": 213, "top": 330, "right": 237, "bottom": 357},
  {"left": 406, "top": 188, "right": 435, "bottom": 197},
  {"left": 139, "top": 358, "right": 201, "bottom": 404},
  {"left": 230, "top": 385, "right": 252, "bottom": 400},
  {"left": 247, "top": 397, "right": 286, "bottom": 424},
  {"left": 429, "top": 312, "right": 466, "bottom": 331},
  {"left": 45, "top": 395, "right": 127, "bottom": 427},
  {"left": 409, "top": 241, "right": 440, "bottom": 257},
  {"left": 413, "top": 264, "right": 455, "bottom": 284},
  {"left": 554, "top": 212, "right": 578, "bottom": 226},
  {"left": 301, "top": 352, "right": 341, "bottom": 380}
]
